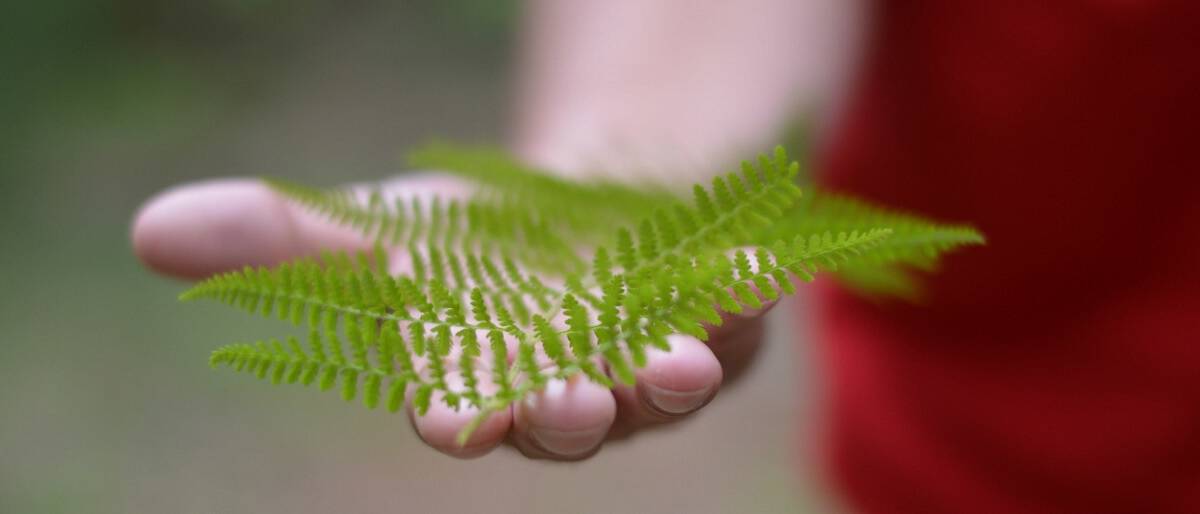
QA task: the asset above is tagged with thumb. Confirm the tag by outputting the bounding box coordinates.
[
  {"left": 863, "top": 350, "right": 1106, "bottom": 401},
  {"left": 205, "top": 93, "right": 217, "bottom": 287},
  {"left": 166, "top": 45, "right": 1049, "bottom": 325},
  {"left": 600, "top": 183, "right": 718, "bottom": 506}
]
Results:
[
  {"left": 132, "top": 173, "right": 472, "bottom": 280},
  {"left": 131, "top": 178, "right": 369, "bottom": 281}
]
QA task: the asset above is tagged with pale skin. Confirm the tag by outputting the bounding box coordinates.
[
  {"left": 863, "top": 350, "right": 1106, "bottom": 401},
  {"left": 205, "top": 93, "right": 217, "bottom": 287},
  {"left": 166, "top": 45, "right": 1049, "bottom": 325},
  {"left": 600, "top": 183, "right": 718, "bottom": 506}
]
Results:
[{"left": 131, "top": 0, "right": 861, "bottom": 460}]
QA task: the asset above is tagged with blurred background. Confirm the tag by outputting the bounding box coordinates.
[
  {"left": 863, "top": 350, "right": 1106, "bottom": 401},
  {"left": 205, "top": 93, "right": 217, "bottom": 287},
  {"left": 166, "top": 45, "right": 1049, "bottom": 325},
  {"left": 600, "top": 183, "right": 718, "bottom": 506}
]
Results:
[{"left": 0, "top": 1, "right": 828, "bottom": 512}]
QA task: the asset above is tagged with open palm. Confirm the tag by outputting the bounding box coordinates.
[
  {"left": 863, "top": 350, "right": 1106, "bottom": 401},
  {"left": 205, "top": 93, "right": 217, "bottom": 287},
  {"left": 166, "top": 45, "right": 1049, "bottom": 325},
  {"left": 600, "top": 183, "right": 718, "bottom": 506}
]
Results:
[{"left": 132, "top": 174, "right": 774, "bottom": 460}]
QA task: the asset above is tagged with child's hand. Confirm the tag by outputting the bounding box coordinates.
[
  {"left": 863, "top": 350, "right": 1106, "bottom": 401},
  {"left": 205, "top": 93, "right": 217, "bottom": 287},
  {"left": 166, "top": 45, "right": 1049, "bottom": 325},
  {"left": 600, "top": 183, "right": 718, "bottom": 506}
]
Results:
[{"left": 132, "top": 176, "right": 775, "bottom": 460}]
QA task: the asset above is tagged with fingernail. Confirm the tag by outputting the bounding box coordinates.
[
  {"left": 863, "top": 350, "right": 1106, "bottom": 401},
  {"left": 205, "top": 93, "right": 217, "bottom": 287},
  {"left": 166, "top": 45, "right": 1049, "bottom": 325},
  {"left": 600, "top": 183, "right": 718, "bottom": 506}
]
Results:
[
  {"left": 527, "top": 425, "right": 608, "bottom": 457},
  {"left": 641, "top": 382, "right": 716, "bottom": 415}
]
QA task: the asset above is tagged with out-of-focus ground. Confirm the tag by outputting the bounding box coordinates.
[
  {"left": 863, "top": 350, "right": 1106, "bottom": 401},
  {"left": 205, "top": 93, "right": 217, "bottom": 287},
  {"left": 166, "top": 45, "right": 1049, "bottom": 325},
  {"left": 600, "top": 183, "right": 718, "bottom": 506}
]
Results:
[{"left": 0, "top": 2, "right": 835, "bottom": 512}]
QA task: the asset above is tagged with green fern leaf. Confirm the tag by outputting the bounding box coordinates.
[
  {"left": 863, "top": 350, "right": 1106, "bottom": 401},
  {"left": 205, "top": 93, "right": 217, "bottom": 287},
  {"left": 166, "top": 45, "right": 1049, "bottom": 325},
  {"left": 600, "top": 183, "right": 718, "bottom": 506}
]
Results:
[{"left": 187, "top": 143, "right": 985, "bottom": 446}]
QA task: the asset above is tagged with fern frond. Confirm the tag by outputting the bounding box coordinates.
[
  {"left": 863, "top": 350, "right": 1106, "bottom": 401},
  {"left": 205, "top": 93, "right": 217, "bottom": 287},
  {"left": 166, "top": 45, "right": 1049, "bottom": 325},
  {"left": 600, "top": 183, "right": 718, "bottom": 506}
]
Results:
[
  {"left": 210, "top": 333, "right": 416, "bottom": 413},
  {"left": 265, "top": 178, "right": 584, "bottom": 274},
  {"left": 183, "top": 143, "right": 986, "bottom": 446},
  {"left": 758, "top": 190, "right": 985, "bottom": 268},
  {"left": 407, "top": 142, "right": 670, "bottom": 229},
  {"left": 625, "top": 228, "right": 894, "bottom": 343},
  {"left": 181, "top": 256, "right": 500, "bottom": 343}
]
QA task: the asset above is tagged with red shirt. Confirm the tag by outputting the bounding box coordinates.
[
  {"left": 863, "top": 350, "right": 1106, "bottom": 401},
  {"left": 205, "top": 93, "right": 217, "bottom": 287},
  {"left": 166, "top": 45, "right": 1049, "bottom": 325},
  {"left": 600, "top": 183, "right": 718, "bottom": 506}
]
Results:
[{"left": 817, "top": 1, "right": 1200, "bottom": 512}]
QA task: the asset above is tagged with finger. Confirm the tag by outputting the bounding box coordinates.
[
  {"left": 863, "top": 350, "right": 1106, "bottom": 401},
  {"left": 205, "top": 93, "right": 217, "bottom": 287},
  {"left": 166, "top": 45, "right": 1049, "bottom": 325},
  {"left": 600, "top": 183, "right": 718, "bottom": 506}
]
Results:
[
  {"left": 706, "top": 294, "right": 778, "bottom": 341},
  {"left": 610, "top": 334, "right": 723, "bottom": 432},
  {"left": 131, "top": 173, "right": 471, "bottom": 280},
  {"left": 510, "top": 374, "right": 616, "bottom": 460},
  {"left": 131, "top": 178, "right": 369, "bottom": 280},
  {"left": 408, "top": 371, "right": 513, "bottom": 459},
  {"left": 704, "top": 298, "right": 775, "bottom": 371},
  {"left": 703, "top": 246, "right": 782, "bottom": 365}
]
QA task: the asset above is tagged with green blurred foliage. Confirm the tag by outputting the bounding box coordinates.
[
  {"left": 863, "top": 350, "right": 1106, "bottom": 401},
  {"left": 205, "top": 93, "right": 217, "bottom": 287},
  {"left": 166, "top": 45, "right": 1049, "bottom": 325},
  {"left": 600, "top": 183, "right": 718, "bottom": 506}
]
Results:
[{"left": 0, "top": 1, "right": 517, "bottom": 512}]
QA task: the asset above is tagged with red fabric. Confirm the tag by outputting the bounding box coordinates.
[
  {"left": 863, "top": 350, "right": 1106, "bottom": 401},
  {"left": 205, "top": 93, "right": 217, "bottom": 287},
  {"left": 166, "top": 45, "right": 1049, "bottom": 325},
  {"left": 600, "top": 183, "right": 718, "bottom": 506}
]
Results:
[{"left": 815, "top": 1, "right": 1200, "bottom": 512}]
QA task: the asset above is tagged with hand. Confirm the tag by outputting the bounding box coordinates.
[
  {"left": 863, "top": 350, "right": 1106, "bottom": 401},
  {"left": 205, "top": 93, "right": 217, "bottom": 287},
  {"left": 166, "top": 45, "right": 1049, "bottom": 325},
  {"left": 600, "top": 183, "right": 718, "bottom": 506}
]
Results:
[{"left": 132, "top": 175, "right": 775, "bottom": 460}]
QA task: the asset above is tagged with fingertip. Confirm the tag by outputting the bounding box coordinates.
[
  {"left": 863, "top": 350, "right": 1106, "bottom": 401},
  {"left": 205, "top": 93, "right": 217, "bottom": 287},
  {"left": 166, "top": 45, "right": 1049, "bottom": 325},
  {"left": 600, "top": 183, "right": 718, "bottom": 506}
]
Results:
[
  {"left": 637, "top": 334, "right": 722, "bottom": 415},
  {"left": 709, "top": 292, "right": 778, "bottom": 342},
  {"left": 412, "top": 394, "right": 512, "bottom": 459},
  {"left": 513, "top": 376, "right": 616, "bottom": 459}
]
